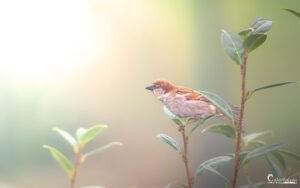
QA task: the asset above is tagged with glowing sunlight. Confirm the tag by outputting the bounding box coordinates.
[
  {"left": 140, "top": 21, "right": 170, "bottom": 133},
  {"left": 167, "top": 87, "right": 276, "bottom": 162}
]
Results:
[{"left": 0, "top": 0, "right": 97, "bottom": 87}]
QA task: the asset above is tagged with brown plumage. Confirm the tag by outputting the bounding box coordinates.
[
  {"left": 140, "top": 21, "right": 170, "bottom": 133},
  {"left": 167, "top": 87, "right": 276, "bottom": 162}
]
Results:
[{"left": 146, "top": 79, "right": 218, "bottom": 119}]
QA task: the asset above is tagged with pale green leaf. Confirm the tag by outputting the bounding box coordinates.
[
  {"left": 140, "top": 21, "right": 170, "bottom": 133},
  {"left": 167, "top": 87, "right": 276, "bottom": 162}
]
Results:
[
  {"left": 52, "top": 128, "right": 78, "bottom": 152},
  {"left": 266, "top": 155, "right": 283, "bottom": 178},
  {"left": 157, "top": 134, "right": 181, "bottom": 154},
  {"left": 163, "top": 105, "right": 177, "bottom": 119},
  {"left": 76, "top": 128, "right": 86, "bottom": 141},
  {"left": 279, "top": 149, "right": 300, "bottom": 161},
  {"left": 248, "top": 81, "right": 299, "bottom": 100},
  {"left": 221, "top": 29, "right": 244, "bottom": 65},
  {"left": 243, "top": 144, "right": 284, "bottom": 163},
  {"left": 83, "top": 142, "right": 123, "bottom": 159},
  {"left": 163, "top": 106, "right": 192, "bottom": 126},
  {"left": 251, "top": 18, "right": 273, "bottom": 33},
  {"left": 197, "top": 155, "right": 233, "bottom": 176},
  {"left": 243, "top": 130, "right": 272, "bottom": 145},
  {"left": 208, "top": 167, "right": 233, "bottom": 188},
  {"left": 238, "top": 28, "right": 252, "bottom": 39},
  {"left": 189, "top": 115, "right": 217, "bottom": 137},
  {"left": 76, "top": 125, "right": 107, "bottom": 147},
  {"left": 248, "top": 140, "right": 266, "bottom": 148},
  {"left": 43, "top": 145, "right": 74, "bottom": 178},
  {"left": 271, "top": 151, "right": 286, "bottom": 170},
  {"left": 201, "top": 124, "right": 236, "bottom": 140},
  {"left": 252, "top": 182, "right": 267, "bottom": 188},
  {"left": 240, "top": 182, "right": 267, "bottom": 188},
  {"left": 234, "top": 151, "right": 248, "bottom": 162},
  {"left": 178, "top": 184, "right": 188, "bottom": 188},
  {"left": 244, "top": 34, "right": 267, "bottom": 53},
  {"left": 164, "top": 183, "right": 188, "bottom": 188},
  {"left": 199, "top": 91, "right": 234, "bottom": 121}
]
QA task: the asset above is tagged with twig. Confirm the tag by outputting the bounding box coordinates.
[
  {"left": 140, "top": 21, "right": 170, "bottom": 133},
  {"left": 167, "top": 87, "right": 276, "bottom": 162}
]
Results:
[
  {"left": 180, "top": 126, "right": 193, "bottom": 188},
  {"left": 70, "top": 148, "right": 82, "bottom": 188},
  {"left": 232, "top": 55, "right": 248, "bottom": 188}
]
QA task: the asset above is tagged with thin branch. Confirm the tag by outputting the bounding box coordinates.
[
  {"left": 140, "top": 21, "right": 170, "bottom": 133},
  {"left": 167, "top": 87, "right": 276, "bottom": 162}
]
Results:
[
  {"left": 70, "top": 147, "right": 82, "bottom": 188},
  {"left": 232, "top": 54, "right": 248, "bottom": 188},
  {"left": 180, "top": 126, "right": 193, "bottom": 188}
]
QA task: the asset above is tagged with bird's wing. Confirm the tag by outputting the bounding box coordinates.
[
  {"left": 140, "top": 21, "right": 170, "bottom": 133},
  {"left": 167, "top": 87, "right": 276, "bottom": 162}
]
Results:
[{"left": 176, "top": 87, "right": 209, "bottom": 101}]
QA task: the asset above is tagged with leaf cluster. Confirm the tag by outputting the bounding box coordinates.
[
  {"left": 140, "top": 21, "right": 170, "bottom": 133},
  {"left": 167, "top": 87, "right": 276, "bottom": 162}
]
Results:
[
  {"left": 222, "top": 18, "right": 272, "bottom": 65},
  {"left": 43, "top": 125, "right": 122, "bottom": 188}
]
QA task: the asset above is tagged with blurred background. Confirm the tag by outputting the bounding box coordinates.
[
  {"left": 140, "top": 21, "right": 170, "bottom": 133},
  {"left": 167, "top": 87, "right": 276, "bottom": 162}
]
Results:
[{"left": 0, "top": 0, "right": 299, "bottom": 187}]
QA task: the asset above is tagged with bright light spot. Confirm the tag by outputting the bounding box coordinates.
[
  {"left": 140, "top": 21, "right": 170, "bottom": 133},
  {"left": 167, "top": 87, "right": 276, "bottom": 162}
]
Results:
[{"left": 0, "top": 0, "right": 98, "bottom": 87}]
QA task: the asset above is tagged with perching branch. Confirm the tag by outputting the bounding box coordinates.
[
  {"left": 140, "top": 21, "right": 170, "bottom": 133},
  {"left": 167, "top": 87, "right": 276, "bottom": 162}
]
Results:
[
  {"left": 232, "top": 54, "right": 248, "bottom": 188},
  {"left": 180, "top": 125, "right": 193, "bottom": 188}
]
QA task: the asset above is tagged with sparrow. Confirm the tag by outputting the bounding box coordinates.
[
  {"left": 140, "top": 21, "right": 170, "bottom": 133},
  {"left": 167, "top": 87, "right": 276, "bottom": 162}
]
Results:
[{"left": 146, "top": 79, "right": 219, "bottom": 120}]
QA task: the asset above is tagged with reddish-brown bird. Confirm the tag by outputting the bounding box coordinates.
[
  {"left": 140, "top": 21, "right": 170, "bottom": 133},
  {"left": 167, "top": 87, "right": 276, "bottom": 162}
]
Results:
[{"left": 146, "top": 79, "right": 219, "bottom": 119}]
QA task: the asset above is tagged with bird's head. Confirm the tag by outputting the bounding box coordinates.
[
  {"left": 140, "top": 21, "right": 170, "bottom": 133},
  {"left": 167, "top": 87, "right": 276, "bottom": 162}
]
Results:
[{"left": 145, "top": 79, "right": 176, "bottom": 99}]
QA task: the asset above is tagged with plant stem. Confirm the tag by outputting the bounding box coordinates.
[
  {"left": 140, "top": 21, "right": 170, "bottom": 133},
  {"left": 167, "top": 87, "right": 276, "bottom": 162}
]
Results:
[
  {"left": 70, "top": 148, "right": 82, "bottom": 188},
  {"left": 232, "top": 55, "right": 248, "bottom": 188},
  {"left": 180, "top": 126, "right": 193, "bottom": 188}
]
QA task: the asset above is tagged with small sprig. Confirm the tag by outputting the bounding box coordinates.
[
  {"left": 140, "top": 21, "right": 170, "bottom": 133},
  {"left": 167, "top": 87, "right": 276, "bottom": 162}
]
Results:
[{"left": 43, "top": 125, "right": 123, "bottom": 188}]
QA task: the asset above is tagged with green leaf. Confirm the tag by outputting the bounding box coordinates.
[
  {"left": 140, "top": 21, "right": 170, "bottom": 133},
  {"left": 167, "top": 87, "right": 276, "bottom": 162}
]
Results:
[
  {"left": 243, "top": 144, "right": 284, "bottom": 163},
  {"left": 271, "top": 151, "right": 286, "bottom": 171},
  {"left": 266, "top": 155, "right": 283, "bottom": 178},
  {"left": 157, "top": 134, "right": 181, "bottom": 154},
  {"left": 43, "top": 145, "right": 74, "bottom": 178},
  {"left": 240, "top": 182, "right": 267, "bottom": 188},
  {"left": 282, "top": 8, "right": 300, "bottom": 18},
  {"left": 228, "top": 151, "right": 248, "bottom": 162},
  {"left": 76, "top": 125, "right": 107, "bottom": 147},
  {"left": 251, "top": 18, "right": 273, "bottom": 33},
  {"left": 163, "top": 106, "right": 192, "bottom": 126},
  {"left": 238, "top": 28, "right": 252, "bottom": 39},
  {"left": 189, "top": 115, "right": 217, "bottom": 137},
  {"left": 243, "top": 130, "right": 272, "bottom": 145},
  {"left": 199, "top": 91, "right": 234, "bottom": 121},
  {"left": 197, "top": 155, "right": 233, "bottom": 176},
  {"left": 279, "top": 150, "right": 300, "bottom": 161},
  {"left": 248, "top": 140, "right": 266, "bottom": 148},
  {"left": 252, "top": 182, "right": 267, "bottom": 188},
  {"left": 163, "top": 105, "right": 177, "bottom": 119},
  {"left": 221, "top": 29, "right": 244, "bottom": 65},
  {"left": 201, "top": 124, "right": 236, "bottom": 140},
  {"left": 178, "top": 184, "right": 188, "bottom": 188},
  {"left": 83, "top": 142, "right": 123, "bottom": 160},
  {"left": 197, "top": 157, "right": 233, "bottom": 188},
  {"left": 244, "top": 34, "right": 267, "bottom": 53},
  {"left": 52, "top": 128, "right": 78, "bottom": 152},
  {"left": 164, "top": 183, "right": 188, "bottom": 188},
  {"left": 248, "top": 81, "right": 299, "bottom": 100},
  {"left": 207, "top": 167, "right": 233, "bottom": 188}
]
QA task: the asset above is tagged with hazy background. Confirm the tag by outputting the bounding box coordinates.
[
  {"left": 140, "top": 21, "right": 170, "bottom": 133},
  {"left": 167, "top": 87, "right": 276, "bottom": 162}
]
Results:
[{"left": 0, "top": 0, "right": 299, "bottom": 187}]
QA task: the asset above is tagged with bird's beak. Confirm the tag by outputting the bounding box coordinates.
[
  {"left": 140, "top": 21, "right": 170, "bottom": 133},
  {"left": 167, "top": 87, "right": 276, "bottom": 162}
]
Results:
[{"left": 145, "top": 85, "right": 156, "bottom": 91}]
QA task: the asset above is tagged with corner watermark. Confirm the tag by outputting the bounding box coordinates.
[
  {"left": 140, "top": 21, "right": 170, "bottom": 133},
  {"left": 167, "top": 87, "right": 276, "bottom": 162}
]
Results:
[{"left": 267, "top": 174, "right": 298, "bottom": 185}]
